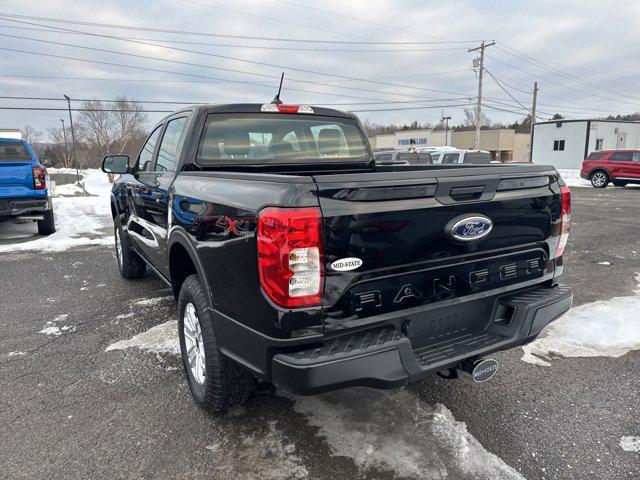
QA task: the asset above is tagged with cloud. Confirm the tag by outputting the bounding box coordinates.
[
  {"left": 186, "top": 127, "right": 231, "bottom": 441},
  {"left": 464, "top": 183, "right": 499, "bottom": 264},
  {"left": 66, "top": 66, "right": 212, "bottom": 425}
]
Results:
[{"left": 0, "top": 0, "right": 638, "bottom": 134}]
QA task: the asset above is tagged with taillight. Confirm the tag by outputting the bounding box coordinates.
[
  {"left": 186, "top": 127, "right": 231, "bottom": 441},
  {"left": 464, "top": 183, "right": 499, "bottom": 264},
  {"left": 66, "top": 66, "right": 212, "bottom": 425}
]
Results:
[
  {"left": 32, "top": 166, "right": 46, "bottom": 190},
  {"left": 257, "top": 207, "right": 323, "bottom": 308},
  {"left": 554, "top": 185, "right": 571, "bottom": 258}
]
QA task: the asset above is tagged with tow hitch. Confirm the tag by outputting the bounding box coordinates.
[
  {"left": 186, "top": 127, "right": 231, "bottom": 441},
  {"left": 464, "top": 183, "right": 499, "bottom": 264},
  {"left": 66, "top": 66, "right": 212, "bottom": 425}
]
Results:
[{"left": 437, "top": 358, "right": 499, "bottom": 383}]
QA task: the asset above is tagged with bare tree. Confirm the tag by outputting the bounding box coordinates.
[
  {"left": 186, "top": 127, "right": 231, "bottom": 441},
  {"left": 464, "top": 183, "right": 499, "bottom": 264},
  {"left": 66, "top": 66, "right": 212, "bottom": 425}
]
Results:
[
  {"left": 75, "top": 97, "right": 149, "bottom": 168},
  {"left": 463, "top": 108, "right": 491, "bottom": 128},
  {"left": 47, "top": 126, "right": 73, "bottom": 167},
  {"left": 21, "top": 124, "right": 43, "bottom": 144}
]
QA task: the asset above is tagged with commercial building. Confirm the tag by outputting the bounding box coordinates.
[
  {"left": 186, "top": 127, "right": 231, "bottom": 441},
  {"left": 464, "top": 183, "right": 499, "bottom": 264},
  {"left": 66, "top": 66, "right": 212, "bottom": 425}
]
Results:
[
  {"left": 0, "top": 129, "right": 22, "bottom": 140},
  {"left": 531, "top": 119, "right": 640, "bottom": 170},
  {"left": 369, "top": 128, "right": 531, "bottom": 162}
]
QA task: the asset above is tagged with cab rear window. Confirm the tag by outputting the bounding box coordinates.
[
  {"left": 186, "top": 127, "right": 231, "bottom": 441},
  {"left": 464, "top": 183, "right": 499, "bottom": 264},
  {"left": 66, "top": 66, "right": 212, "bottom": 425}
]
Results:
[
  {"left": 0, "top": 142, "right": 31, "bottom": 162},
  {"left": 196, "top": 113, "right": 369, "bottom": 166},
  {"left": 463, "top": 152, "right": 492, "bottom": 164}
]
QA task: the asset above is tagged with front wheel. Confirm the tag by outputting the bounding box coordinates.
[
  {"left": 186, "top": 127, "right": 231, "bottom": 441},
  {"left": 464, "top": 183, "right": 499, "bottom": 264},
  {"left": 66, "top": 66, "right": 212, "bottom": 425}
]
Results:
[
  {"left": 178, "top": 275, "right": 253, "bottom": 415},
  {"left": 37, "top": 210, "right": 56, "bottom": 235},
  {"left": 590, "top": 171, "right": 609, "bottom": 188}
]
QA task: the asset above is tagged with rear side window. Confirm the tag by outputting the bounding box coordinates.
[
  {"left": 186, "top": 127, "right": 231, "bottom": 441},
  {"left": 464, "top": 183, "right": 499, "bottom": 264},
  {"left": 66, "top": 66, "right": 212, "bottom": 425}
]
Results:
[
  {"left": 610, "top": 151, "right": 634, "bottom": 162},
  {"left": 375, "top": 153, "right": 393, "bottom": 161},
  {"left": 586, "top": 152, "right": 606, "bottom": 161},
  {"left": 442, "top": 153, "right": 460, "bottom": 164},
  {"left": 0, "top": 142, "right": 31, "bottom": 162},
  {"left": 634, "top": 152, "right": 640, "bottom": 162},
  {"left": 196, "top": 113, "right": 368, "bottom": 166},
  {"left": 463, "top": 152, "right": 492, "bottom": 164}
]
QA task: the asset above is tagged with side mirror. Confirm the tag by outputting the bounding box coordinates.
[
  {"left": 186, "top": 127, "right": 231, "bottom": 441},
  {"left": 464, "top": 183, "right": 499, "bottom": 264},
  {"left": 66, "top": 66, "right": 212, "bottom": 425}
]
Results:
[
  {"left": 40, "top": 158, "right": 53, "bottom": 168},
  {"left": 102, "top": 155, "right": 130, "bottom": 174}
]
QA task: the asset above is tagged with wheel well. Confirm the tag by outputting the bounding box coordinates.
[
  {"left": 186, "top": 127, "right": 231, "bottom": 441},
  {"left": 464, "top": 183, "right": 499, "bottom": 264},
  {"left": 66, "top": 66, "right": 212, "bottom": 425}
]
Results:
[
  {"left": 169, "top": 242, "right": 198, "bottom": 298},
  {"left": 589, "top": 168, "right": 609, "bottom": 178}
]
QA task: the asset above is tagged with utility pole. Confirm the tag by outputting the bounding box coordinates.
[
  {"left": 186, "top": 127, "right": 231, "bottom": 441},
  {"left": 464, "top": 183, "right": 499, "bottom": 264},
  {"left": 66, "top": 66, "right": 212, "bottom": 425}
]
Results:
[
  {"left": 59, "top": 118, "right": 69, "bottom": 167},
  {"left": 528, "top": 81, "right": 538, "bottom": 163},
  {"left": 63, "top": 95, "right": 83, "bottom": 191},
  {"left": 468, "top": 41, "right": 495, "bottom": 150},
  {"left": 442, "top": 115, "right": 452, "bottom": 146},
  {"left": 530, "top": 81, "right": 538, "bottom": 134}
]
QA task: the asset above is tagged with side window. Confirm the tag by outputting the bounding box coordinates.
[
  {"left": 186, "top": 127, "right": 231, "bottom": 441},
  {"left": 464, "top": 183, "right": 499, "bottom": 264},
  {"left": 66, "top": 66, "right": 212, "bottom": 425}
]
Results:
[
  {"left": 553, "top": 140, "right": 565, "bottom": 151},
  {"left": 634, "top": 152, "right": 640, "bottom": 162},
  {"left": 610, "top": 151, "right": 633, "bottom": 162},
  {"left": 442, "top": 153, "right": 460, "bottom": 164},
  {"left": 137, "top": 126, "right": 163, "bottom": 172},
  {"left": 155, "top": 117, "right": 188, "bottom": 172},
  {"left": 375, "top": 153, "right": 392, "bottom": 161},
  {"left": 586, "top": 152, "right": 606, "bottom": 161}
]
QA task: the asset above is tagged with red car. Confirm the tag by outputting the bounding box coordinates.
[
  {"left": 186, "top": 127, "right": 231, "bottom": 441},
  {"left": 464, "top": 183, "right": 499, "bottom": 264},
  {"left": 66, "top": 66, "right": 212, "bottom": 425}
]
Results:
[{"left": 581, "top": 150, "right": 640, "bottom": 188}]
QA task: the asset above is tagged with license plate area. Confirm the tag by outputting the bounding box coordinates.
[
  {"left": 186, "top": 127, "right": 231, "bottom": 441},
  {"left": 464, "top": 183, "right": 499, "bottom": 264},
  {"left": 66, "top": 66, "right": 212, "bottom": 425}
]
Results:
[{"left": 407, "top": 297, "right": 495, "bottom": 350}]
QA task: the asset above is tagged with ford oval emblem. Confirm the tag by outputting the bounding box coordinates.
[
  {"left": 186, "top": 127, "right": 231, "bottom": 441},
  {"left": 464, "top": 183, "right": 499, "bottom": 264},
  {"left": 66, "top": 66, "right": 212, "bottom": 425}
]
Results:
[{"left": 445, "top": 214, "right": 493, "bottom": 243}]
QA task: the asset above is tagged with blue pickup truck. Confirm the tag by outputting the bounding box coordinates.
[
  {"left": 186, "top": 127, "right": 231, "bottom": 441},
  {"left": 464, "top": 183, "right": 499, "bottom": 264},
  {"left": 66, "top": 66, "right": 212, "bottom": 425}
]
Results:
[{"left": 0, "top": 138, "right": 56, "bottom": 235}]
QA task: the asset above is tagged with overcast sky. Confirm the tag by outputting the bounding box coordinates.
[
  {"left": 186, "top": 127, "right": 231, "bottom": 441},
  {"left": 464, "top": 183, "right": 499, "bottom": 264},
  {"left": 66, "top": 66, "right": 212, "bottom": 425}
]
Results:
[{"left": 1, "top": 0, "right": 639, "bottom": 138}]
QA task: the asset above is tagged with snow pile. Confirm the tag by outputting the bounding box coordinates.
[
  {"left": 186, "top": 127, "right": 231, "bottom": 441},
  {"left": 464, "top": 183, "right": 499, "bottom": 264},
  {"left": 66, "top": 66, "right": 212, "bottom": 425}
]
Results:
[
  {"left": 557, "top": 169, "right": 591, "bottom": 188},
  {"left": 620, "top": 436, "right": 640, "bottom": 453},
  {"left": 292, "top": 388, "right": 523, "bottom": 479},
  {"left": 106, "top": 320, "right": 179, "bottom": 355},
  {"left": 0, "top": 169, "right": 114, "bottom": 253},
  {"left": 522, "top": 274, "right": 640, "bottom": 366}
]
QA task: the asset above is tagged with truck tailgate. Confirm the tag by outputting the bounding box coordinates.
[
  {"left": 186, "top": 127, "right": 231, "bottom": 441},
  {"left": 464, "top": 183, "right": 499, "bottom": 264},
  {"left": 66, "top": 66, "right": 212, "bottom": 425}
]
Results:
[
  {"left": 0, "top": 162, "right": 35, "bottom": 198},
  {"left": 313, "top": 166, "right": 562, "bottom": 329}
]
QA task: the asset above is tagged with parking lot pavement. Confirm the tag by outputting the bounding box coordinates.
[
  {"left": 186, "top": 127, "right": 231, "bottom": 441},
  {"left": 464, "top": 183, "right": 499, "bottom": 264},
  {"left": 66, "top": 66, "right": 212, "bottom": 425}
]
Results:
[{"left": 1, "top": 186, "right": 639, "bottom": 480}]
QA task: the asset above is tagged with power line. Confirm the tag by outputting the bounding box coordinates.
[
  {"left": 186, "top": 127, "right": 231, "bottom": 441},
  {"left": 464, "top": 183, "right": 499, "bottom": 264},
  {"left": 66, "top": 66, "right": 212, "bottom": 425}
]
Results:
[
  {"left": 0, "top": 94, "right": 473, "bottom": 107},
  {"left": 485, "top": 69, "right": 531, "bottom": 113},
  {"left": 495, "top": 42, "right": 640, "bottom": 103},
  {"left": 0, "top": 22, "right": 469, "bottom": 53},
  {"left": 0, "top": 19, "right": 476, "bottom": 98},
  {"left": 0, "top": 12, "right": 478, "bottom": 44}
]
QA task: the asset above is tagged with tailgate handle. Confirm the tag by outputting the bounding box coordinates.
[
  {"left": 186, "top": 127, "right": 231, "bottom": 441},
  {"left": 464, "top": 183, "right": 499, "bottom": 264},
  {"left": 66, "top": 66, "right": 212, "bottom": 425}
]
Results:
[{"left": 449, "top": 185, "right": 485, "bottom": 201}]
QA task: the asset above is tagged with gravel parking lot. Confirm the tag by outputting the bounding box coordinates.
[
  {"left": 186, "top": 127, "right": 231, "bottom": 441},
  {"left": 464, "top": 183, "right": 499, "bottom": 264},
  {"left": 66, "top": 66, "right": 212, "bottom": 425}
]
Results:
[{"left": 1, "top": 186, "right": 639, "bottom": 480}]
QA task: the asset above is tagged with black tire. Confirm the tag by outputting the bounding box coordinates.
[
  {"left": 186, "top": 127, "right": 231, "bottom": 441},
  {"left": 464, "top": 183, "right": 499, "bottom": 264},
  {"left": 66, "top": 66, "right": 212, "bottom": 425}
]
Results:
[
  {"left": 178, "top": 275, "right": 253, "bottom": 415},
  {"left": 37, "top": 209, "right": 56, "bottom": 235},
  {"left": 590, "top": 170, "right": 609, "bottom": 188},
  {"left": 613, "top": 181, "right": 628, "bottom": 187},
  {"left": 114, "top": 217, "right": 146, "bottom": 279}
]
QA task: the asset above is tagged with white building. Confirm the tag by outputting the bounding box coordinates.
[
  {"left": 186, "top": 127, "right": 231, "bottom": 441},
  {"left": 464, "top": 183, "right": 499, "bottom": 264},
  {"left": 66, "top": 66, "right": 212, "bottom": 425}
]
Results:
[
  {"left": 0, "top": 129, "right": 22, "bottom": 140},
  {"left": 531, "top": 119, "right": 640, "bottom": 169}
]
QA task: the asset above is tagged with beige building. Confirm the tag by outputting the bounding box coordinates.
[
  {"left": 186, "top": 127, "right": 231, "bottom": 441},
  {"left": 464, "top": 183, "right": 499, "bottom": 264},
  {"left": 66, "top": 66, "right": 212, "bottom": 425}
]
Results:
[{"left": 370, "top": 128, "right": 531, "bottom": 163}]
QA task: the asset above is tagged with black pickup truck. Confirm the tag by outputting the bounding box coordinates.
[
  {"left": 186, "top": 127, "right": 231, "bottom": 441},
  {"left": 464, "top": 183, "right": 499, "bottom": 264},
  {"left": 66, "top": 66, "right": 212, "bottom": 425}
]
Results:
[{"left": 102, "top": 103, "right": 572, "bottom": 414}]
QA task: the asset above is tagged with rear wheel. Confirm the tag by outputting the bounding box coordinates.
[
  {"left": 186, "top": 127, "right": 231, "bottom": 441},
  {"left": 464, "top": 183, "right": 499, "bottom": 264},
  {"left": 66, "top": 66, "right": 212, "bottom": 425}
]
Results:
[
  {"left": 178, "top": 275, "right": 253, "bottom": 415},
  {"left": 114, "top": 217, "right": 146, "bottom": 279},
  {"left": 613, "top": 181, "right": 628, "bottom": 187},
  {"left": 37, "top": 210, "right": 56, "bottom": 235},
  {"left": 590, "top": 171, "right": 609, "bottom": 188}
]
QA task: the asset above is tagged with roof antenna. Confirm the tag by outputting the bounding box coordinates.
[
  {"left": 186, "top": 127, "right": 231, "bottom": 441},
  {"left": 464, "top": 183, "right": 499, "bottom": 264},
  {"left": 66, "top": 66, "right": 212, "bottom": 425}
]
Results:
[{"left": 271, "top": 72, "right": 284, "bottom": 105}]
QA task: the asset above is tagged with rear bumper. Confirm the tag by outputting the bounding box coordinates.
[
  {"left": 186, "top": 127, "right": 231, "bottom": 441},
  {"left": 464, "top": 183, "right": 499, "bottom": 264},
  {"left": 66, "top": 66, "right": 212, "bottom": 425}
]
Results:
[
  {"left": 580, "top": 172, "right": 589, "bottom": 180},
  {"left": 0, "top": 197, "right": 51, "bottom": 218},
  {"left": 272, "top": 284, "right": 572, "bottom": 395}
]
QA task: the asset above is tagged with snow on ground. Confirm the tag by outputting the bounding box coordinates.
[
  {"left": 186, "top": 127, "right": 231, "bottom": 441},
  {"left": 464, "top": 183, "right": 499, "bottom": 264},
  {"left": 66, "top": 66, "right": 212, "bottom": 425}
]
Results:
[
  {"left": 557, "top": 169, "right": 591, "bottom": 188},
  {"left": 39, "top": 313, "right": 74, "bottom": 337},
  {"left": 292, "top": 388, "right": 523, "bottom": 479},
  {"left": 106, "top": 317, "right": 522, "bottom": 479},
  {"left": 105, "top": 320, "right": 179, "bottom": 355},
  {"left": 0, "top": 169, "right": 114, "bottom": 253},
  {"left": 620, "top": 436, "right": 640, "bottom": 453},
  {"left": 522, "top": 274, "right": 640, "bottom": 366}
]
